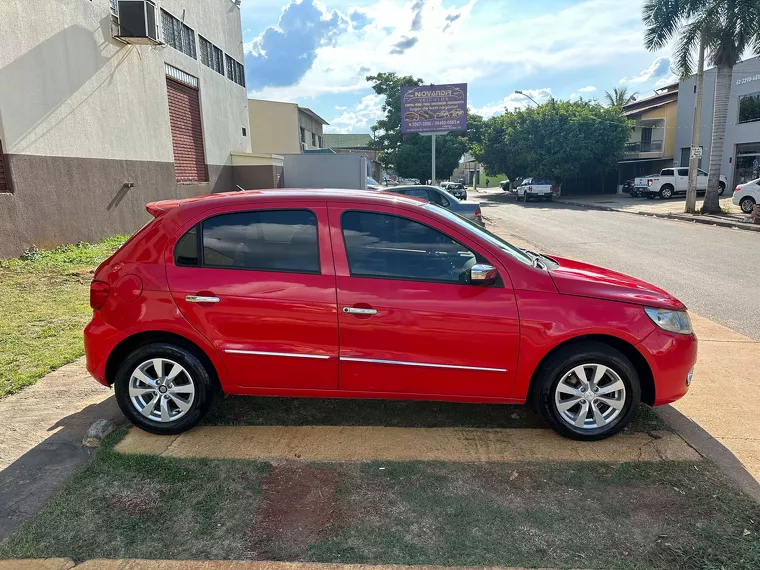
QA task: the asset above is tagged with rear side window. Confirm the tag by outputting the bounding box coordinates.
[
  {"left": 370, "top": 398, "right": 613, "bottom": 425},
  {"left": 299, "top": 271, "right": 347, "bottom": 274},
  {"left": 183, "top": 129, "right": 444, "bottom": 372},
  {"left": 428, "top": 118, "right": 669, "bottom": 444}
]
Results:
[
  {"left": 677, "top": 168, "right": 689, "bottom": 176},
  {"left": 341, "top": 211, "right": 477, "bottom": 284},
  {"left": 201, "top": 209, "right": 320, "bottom": 273},
  {"left": 175, "top": 225, "right": 199, "bottom": 266}
]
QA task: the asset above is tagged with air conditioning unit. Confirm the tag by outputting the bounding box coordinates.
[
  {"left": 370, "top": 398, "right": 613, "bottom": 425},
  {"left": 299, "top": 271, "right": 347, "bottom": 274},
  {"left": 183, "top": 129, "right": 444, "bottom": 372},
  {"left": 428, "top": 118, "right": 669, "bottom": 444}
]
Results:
[{"left": 115, "top": 0, "right": 159, "bottom": 44}]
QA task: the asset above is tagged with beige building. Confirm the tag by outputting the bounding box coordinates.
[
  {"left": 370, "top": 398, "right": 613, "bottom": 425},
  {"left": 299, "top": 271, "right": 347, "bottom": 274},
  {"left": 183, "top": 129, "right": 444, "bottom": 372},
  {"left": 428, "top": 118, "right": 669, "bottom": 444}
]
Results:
[
  {"left": 248, "top": 99, "right": 328, "bottom": 155},
  {"left": 618, "top": 83, "right": 679, "bottom": 185},
  {"left": 0, "top": 0, "right": 252, "bottom": 257}
]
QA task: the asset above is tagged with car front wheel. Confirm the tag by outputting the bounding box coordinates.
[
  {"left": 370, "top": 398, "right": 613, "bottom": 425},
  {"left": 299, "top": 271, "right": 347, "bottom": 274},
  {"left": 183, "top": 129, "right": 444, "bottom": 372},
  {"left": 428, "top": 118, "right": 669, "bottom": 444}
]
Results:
[
  {"left": 533, "top": 341, "right": 641, "bottom": 441},
  {"left": 114, "top": 343, "right": 217, "bottom": 435}
]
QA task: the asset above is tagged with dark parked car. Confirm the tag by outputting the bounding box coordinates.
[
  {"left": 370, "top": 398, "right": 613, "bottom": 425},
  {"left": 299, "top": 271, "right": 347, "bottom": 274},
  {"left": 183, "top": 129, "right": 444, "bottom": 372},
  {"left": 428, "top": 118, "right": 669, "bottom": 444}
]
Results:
[{"left": 387, "top": 185, "right": 483, "bottom": 225}]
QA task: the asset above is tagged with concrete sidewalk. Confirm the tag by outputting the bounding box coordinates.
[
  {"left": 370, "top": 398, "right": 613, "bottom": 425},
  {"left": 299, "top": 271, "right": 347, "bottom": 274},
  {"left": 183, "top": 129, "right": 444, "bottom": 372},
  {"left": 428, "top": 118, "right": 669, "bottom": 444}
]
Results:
[{"left": 553, "top": 194, "right": 760, "bottom": 232}]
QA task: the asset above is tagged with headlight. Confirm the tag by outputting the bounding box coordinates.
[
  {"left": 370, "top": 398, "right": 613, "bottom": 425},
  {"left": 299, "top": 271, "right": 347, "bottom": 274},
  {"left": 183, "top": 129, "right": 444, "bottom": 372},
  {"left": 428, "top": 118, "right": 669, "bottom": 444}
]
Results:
[{"left": 644, "top": 307, "right": 693, "bottom": 335}]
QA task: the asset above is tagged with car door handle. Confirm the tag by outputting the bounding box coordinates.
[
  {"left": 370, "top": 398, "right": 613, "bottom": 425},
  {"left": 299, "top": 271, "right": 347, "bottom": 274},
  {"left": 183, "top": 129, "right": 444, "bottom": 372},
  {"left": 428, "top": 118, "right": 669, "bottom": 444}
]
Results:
[
  {"left": 186, "top": 295, "right": 220, "bottom": 304},
  {"left": 343, "top": 307, "right": 377, "bottom": 315}
]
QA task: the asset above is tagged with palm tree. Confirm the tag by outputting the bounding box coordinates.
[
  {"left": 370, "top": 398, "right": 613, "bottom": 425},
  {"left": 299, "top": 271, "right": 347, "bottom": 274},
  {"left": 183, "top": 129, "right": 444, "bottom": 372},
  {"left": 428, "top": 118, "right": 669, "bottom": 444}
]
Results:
[
  {"left": 604, "top": 87, "right": 638, "bottom": 107},
  {"left": 643, "top": 0, "right": 760, "bottom": 214}
]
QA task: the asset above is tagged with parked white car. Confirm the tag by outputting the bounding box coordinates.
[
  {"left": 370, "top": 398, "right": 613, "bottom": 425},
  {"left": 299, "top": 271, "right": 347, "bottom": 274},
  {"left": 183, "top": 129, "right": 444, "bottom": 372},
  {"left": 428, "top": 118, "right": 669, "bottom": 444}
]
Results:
[
  {"left": 516, "top": 177, "right": 554, "bottom": 202},
  {"left": 639, "top": 168, "right": 727, "bottom": 199},
  {"left": 732, "top": 179, "right": 760, "bottom": 213}
]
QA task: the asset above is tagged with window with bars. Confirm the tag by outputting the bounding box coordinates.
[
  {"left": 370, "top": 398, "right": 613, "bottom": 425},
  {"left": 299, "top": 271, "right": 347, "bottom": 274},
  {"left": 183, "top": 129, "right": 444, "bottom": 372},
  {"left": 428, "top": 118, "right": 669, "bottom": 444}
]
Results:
[
  {"left": 212, "top": 46, "right": 225, "bottom": 75},
  {"left": 223, "top": 54, "right": 246, "bottom": 86},
  {"left": 161, "top": 9, "right": 196, "bottom": 59},
  {"left": 199, "top": 36, "right": 213, "bottom": 68}
]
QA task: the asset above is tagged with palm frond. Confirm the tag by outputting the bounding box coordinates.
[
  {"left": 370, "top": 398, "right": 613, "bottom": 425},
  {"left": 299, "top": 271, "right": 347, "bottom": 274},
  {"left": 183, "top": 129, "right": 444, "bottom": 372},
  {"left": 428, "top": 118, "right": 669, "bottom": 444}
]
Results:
[
  {"left": 643, "top": 0, "right": 687, "bottom": 51},
  {"left": 673, "top": 18, "right": 704, "bottom": 78}
]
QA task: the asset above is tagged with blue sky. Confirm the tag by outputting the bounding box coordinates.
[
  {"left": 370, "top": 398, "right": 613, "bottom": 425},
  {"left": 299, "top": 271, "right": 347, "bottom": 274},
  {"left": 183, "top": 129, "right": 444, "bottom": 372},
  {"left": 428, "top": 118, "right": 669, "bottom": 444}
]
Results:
[{"left": 240, "top": 0, "right": 678, "bottom": 133}]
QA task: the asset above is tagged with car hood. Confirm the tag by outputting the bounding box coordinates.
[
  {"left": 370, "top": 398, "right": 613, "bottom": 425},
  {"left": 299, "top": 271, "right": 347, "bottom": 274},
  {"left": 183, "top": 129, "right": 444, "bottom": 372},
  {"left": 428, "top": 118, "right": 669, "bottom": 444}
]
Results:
[{"left": 548, "top": 256, "right": 686, "bottom": 311}]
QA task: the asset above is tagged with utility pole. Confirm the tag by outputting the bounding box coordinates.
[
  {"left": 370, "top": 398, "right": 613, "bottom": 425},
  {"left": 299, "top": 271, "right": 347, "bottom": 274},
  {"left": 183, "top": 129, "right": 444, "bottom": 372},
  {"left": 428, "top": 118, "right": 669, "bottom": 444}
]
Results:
[
  {"left": 686, "top": 34, "right": 706, "bottom": 214},
  {"left": 431, "top": 134, "right": 436, "bottom": 185}
]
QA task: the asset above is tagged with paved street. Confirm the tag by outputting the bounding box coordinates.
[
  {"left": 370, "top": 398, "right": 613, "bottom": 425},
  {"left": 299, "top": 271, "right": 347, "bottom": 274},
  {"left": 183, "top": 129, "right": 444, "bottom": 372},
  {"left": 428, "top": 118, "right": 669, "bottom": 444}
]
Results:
[{"left": 477, "top": 193, "right": 760, "bottom": 340}]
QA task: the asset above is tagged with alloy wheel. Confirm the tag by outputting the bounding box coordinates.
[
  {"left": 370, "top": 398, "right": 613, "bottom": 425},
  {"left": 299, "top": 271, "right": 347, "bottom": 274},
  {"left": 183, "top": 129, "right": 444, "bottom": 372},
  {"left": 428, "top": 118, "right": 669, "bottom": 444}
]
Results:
[
  {"left": 554, "top": 363, "right": 626, "bottom": 430},
  {"left": 128, "top": 358, "right": 196, "bottom": 423},
  {"left": 741, "top": 198, "right": 756, "bottom": 214}
]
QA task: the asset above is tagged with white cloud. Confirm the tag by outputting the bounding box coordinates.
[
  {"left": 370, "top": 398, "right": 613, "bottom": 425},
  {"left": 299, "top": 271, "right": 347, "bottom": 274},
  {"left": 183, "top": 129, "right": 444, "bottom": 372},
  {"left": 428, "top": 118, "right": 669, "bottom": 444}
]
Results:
[
  {"left": 620, "top": 57, "right": 672, "bottom": 84},
  {"left": 578, "top": 85, "right": 597, "bottom": 92},
  {"left": 247, "top": 0, "right": 649, "bottom": 105},
  {"left": 325, "top": 93, "right": 385, "bottom": 134},
  {"left": 472, "top": 88, "right": 553, "bottom": 118}
]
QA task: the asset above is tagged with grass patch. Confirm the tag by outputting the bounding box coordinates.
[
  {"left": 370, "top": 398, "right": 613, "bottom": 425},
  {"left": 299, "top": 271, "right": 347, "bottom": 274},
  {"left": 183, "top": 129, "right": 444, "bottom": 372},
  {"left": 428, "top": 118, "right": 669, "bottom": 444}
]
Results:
[
  {"left": 0, "top": 236, "right": 128, "bottom": 397},
  {"left": 205, "top": 396, "right": 665, "bottom": 432},
  {"left": 0, "top": 429, "right": 271, "bottom": 560},
  {"left": 2, "top": 432, "right": 757, "bottom": 569}
]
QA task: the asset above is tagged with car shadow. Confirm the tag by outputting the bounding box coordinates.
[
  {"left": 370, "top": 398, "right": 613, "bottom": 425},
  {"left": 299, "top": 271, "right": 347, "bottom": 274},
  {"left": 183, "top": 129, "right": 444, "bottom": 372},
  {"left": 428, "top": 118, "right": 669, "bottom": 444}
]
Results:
[{"left": 203, "top": 395, "right": 544, "bottom": 429}]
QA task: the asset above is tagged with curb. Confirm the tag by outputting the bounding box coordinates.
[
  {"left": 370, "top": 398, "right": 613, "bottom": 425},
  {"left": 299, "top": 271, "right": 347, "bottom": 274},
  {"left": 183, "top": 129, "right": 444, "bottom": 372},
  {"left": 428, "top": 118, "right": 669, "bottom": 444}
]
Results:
[
  {"left": 555, "top": 199, "right": 760, "bottom": 232},
  {"left": 655, "top": 405, "right": 760, "bottom": 504}
]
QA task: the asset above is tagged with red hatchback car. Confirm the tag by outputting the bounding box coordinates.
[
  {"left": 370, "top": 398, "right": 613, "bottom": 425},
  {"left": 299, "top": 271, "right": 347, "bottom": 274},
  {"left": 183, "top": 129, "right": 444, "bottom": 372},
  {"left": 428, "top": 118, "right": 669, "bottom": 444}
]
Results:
[{"left": 84, "top": 189, "right": 696, "bottom": 440}]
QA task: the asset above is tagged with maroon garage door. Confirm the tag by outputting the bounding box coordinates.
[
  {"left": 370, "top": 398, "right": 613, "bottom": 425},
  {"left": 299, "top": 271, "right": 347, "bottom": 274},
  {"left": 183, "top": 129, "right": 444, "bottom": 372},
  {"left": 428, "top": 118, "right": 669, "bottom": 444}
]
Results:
[{"left": 166, "top": 78, "right": 208, "bottom": 183}]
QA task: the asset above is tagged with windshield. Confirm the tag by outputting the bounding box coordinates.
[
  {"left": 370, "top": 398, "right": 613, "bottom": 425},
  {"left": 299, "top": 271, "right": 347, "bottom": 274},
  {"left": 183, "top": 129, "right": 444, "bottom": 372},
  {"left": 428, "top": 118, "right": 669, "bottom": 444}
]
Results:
[{"left": 424, "top": 204, "right": 533, "bottom": 265}]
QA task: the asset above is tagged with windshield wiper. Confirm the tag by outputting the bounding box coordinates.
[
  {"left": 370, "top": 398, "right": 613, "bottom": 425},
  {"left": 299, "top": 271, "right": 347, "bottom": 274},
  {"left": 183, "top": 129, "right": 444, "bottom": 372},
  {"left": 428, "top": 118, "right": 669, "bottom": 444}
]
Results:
[{"left": 523, "top": 249, "right": 548, "bottom": 270}]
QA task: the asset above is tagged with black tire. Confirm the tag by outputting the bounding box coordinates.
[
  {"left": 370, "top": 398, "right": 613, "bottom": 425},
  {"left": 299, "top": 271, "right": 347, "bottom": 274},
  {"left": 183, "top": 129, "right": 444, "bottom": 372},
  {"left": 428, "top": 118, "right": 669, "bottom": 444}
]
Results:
[
  {"left": 659, "top": 185, "right": 674, "bottom": 199},
  {"left": 532, "top": 341, "right": 641, "bottom": 441},
  {"left": 114, "top": 343, "right": 217, "bottom": 435},
  {"left": 740, "top": 196, "right": 756, "bottom": 214},
  {"left": 718, "top": 182, "right": 726, "bottom": 196}
]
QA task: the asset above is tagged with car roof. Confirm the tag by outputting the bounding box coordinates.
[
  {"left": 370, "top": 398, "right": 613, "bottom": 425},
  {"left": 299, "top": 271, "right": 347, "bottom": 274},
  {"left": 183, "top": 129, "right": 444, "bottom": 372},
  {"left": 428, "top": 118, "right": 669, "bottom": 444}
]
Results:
[{"left": 147, "top": 188, "right": 428, "bottom": 217}]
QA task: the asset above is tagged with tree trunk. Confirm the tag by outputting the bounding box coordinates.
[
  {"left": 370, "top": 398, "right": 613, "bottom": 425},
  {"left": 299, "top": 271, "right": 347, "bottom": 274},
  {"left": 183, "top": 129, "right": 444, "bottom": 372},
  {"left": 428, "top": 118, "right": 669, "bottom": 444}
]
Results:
[{"left": 702, "top": 63, "right": 732, "bottom": 214}]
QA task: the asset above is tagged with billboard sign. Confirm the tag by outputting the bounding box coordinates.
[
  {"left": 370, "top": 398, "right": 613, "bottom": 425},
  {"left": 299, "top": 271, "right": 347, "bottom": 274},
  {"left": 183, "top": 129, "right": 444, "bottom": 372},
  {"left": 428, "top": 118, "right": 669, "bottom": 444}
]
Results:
[{"left": 401, "top": 83, "right": 467, "bottom": 134}]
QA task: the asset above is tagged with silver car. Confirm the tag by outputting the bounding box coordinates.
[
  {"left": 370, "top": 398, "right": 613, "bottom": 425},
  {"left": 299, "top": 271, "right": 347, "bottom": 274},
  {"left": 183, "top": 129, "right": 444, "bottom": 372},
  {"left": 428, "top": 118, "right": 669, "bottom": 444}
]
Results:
[{"left": 385, "top": 185, "right": 484, "bottom": 226}]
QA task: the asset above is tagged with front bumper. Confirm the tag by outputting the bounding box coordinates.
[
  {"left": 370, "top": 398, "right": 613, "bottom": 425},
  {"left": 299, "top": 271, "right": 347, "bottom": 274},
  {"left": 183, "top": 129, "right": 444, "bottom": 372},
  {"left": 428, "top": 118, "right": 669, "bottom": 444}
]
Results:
[{"left": 637, "top": 327, "right": 698, "bottom": 406}]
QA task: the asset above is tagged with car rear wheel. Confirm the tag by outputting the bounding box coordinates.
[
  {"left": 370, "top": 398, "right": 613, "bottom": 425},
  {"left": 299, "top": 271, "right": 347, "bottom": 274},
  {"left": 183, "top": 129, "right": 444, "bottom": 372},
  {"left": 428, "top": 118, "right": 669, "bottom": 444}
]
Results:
[
  {"left": 659, "top": 185, "right": 674, "bottom": 199},
  {"left": 533, "top": 342, "right": 641, "bottom": 441},
  {"left": 719, "top": 182, "right": 726, "bottom": 196},
  {"left": 114, "top": 343, "right": 217, "bottom": 435},
  {"left": 740, "top": 196, "right": 756, "bottom": 214}
]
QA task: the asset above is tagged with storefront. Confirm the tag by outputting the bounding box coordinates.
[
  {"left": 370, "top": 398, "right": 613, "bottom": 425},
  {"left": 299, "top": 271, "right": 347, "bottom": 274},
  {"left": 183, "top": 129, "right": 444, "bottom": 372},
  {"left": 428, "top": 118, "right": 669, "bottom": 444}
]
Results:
[{"left": 674, "top": 56, "right": 760, "bottom": 191}]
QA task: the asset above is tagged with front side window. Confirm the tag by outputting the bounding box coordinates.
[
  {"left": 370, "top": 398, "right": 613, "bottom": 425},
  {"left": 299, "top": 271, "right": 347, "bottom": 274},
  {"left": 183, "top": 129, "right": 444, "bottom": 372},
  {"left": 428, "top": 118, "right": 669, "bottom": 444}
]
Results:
[
  {"left": 202, "top": 209, "right": 320, "bottom": 273},
  {"left": 661, "top": 169, "right": 674, "bottom": 176},
  {"left": 698, "top": 169, "right": 708, "bottom": 176},
  {"left": 341, "top": 211, "right": 478, "bottom": 284}
]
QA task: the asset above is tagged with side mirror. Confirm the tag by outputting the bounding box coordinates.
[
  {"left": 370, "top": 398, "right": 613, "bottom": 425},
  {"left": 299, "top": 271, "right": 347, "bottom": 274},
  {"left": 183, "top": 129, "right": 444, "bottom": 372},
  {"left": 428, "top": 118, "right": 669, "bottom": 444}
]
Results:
[{"left": 470, "top": 263, "right": 498, "bottom": 286}]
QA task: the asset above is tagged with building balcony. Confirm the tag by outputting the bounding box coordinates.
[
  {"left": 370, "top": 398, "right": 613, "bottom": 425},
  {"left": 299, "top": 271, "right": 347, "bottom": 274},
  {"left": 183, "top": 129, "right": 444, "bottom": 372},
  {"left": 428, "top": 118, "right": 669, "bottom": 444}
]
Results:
[{"left": 625, "top": 139, "right": 664, "bottom": 155}]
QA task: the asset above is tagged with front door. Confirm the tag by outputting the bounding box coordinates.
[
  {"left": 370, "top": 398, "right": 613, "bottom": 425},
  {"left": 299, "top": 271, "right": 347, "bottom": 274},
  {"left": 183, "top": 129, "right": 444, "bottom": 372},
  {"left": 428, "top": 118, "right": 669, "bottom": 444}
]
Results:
[
  {"left": 165, "top": 203, "right": 339, "bottom": 390},
  {"left": 328, "top": 204, "right": 520, "bottom": 397}
]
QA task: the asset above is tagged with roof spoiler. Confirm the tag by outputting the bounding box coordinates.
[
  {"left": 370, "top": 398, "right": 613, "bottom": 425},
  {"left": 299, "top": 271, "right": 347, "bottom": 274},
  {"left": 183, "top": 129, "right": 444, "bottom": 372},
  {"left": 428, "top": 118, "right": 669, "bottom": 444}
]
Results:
[{"left": 146, "top": 199, "right": 181, "bottom": 218}]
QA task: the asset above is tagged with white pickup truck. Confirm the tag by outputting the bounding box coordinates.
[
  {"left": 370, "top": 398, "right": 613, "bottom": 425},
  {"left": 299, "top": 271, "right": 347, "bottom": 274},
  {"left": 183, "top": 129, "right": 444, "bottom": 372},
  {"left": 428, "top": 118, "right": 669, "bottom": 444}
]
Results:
[{"left": 636, "top": 168, "right": 727, "bottom": 199}]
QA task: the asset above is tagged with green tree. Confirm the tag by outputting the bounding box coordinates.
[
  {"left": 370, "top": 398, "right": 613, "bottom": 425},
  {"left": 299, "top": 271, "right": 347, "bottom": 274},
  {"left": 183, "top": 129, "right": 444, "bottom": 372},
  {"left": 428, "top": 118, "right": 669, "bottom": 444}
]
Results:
[
  {"left": 604, "top": 87, "right": 638, "bottom": 107},
  {"left": 643, "top": 0, "right": 760, "bottom": 214},
  {"left": 367, "top": 72, "right": 469, "bottom": 181},
  {"left": 478, "top": 99, "right": 631, "bottom": 187}
]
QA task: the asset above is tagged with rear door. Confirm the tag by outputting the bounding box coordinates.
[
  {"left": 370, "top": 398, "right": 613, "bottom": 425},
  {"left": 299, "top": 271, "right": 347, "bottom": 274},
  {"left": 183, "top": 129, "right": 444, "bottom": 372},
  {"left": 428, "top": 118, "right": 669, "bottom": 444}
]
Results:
[
  {"left": 697, "top": 169, "right": 709, "bottom": 191},
  {"left": 677, "top": 168, "right": 690, "bottom": 193},
  {"left": 165, "top": 202, "right": 339, "bottom": 390},
  {"left": 328, "top": 203, "right": 519, "bottom": 397}
]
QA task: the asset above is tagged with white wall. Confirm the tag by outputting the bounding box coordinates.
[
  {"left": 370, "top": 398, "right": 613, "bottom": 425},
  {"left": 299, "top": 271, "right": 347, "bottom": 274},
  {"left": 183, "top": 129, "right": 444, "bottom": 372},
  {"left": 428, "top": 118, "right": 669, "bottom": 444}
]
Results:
[
  {"left": 0, "top": 0, "right": 249, "bottom": 165},
  {"left": 283, "top": 154, "right": 367, "bottom": 189}
]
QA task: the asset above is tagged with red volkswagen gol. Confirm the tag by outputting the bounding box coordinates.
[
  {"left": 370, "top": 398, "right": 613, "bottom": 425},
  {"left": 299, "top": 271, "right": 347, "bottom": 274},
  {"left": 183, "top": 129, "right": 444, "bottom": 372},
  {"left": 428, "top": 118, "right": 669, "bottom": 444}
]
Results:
[{"left": 84, "top": 189, "right": 696, "bottom": 440}]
